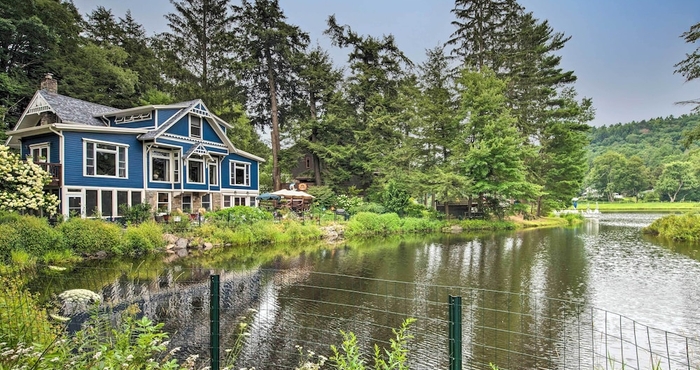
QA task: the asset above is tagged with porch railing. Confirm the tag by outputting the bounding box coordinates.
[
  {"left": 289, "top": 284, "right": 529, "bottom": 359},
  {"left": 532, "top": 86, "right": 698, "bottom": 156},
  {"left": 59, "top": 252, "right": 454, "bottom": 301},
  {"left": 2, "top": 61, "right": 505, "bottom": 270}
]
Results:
[{"left": 34, "top": 162, "right": 61, "bottom": 186}]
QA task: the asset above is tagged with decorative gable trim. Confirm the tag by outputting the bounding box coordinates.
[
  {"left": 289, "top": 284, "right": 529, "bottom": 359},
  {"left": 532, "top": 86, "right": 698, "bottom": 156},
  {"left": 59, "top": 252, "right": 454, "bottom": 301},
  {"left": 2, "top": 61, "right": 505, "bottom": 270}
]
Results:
[
  {"left": 115, "top": 112, "right": 152, "bottom": 124},
  {"left": 26, "top": 94, "right": 52, "bottom": 115},
  {"left": 184, "top": 143, "right": 212, "bottom": 160}
]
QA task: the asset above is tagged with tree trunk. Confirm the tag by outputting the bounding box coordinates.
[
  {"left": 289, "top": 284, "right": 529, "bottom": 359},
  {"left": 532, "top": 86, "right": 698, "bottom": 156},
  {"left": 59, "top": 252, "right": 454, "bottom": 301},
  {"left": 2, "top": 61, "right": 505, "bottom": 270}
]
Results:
[
  {"left": 266, "top": 50, "right": 281, "bottom": 191},
  {"left": 536, "top": 195, "right": 542, "bottom": 218},
  {"left": 309, "top": 93, "right": 322, "bottom": 186}
]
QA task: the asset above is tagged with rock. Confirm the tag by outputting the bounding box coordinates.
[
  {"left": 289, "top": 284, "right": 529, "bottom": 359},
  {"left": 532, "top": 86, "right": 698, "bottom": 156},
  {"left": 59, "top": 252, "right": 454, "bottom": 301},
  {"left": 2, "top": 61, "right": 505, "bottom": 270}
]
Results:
[
  {"left": 163, "top": 254, "right": 180, "bottom": 263},
  {"left": 203, "top": 242, "right": 214, "bottom": 251},
  {"left": 163, "top": 233, "right": 179, "bottom": 244},
  {"left": 165, "top": 243, "right": 176, "bottom": 251},
  {"left": 224, "top": 243, "right": 232, "bottom": 247},
  {"left": 95, "top": 251, "right": 108, "bottom": 259},
  {"left": 443, "top": 225, "right": 463, "bottom": 234},
  {"left": 174, "top": 238, "right": 189, "bottom": 250},
  {"left": 176, "top": 248, "right": 188, "bottom": 258}
]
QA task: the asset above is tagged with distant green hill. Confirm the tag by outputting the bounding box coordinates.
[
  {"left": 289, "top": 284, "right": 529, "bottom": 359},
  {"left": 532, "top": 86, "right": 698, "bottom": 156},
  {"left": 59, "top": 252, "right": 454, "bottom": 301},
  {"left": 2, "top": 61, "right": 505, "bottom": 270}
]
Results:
[{"left": 587, "top": 114, "right": 700, "bottom": 170}]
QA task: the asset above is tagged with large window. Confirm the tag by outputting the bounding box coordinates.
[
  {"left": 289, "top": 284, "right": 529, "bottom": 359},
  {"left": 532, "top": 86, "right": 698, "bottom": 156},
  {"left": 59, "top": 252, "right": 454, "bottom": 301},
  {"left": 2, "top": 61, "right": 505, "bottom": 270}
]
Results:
[
  {"left": 190, "top": 116, "right": 201, "bottom": 139},
  {"left": 157, "top": 192, "right": 170, "bottom": 213},
  {"left": 85, "top": 141, "right": 127, "bottom": 178},
  {"left": 188, "top": 159, "right": 204, "bottom": 183},
  {"left": 182, "top": 195, "right": 192, "bottom": 213},
  {"left": 230, "top": 161, "right": 250, "bottom": 186}
]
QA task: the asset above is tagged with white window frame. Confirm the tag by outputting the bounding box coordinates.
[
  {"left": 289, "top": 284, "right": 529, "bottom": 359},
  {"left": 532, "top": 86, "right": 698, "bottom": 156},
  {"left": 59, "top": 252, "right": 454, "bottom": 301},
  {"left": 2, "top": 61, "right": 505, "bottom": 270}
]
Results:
[
  {"left": 187, "top": 158, "right": 205, "bottom": 184},
  {"left": 190, "top": 115, "right": 202, "bottom": 139},
  {"left": 151, "top": 150, "right": 172, "bottom": 183},
  {"left": 230, "top": 161, "right": 250, "bottom": 186},
  {"left": 201, "top": 193, "right": 211, "bottom": 210},
  {"left": 209, "top": 161, "right": 218, "bottom": 186},
  {"left": 156, "top": 192, "right": 170, "bottom": 213},
  {"left": 29, "top": 143, "right": 50, "bottom": 162},
  {"left": 83, "top": 139, "right": 128, "bottom": 178}
]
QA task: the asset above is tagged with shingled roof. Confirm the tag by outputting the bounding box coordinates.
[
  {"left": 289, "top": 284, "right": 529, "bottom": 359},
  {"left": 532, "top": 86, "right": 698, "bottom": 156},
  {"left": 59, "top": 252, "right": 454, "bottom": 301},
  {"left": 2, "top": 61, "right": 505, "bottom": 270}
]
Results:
[{"left": 38, "top": 90, "right": 116, "bottom": 126}]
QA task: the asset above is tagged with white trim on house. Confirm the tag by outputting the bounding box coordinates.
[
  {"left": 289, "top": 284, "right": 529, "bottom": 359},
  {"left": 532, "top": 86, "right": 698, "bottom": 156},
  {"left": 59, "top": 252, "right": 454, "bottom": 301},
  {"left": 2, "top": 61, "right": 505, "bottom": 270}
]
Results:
[
  {"left": 82, "top": 139, "right": 129, "bottom": 179},
  {"left": 229, "top": 160, "right": 251, "bottom": 187},
  {"left": 208, "top": 161, "right": 219, "bottom": 187},
  {"left": 187, "top": 157, "right": 206, "bottom": 184},
  {"left": 28, "top": 143, "right": 50, "bottom": 162},
  {"left": 189, "top": 115, "right": 202, "bottom": 139},
  {"left": 159, "top": 133, "right": 228, "bottom": 149}
]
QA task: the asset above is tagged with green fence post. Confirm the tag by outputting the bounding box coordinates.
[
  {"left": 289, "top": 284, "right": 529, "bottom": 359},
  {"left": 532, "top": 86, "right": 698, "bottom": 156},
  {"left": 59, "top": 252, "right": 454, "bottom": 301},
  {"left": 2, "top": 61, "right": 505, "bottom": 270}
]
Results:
[
  {"left": 210, "top": 275, "right": 220, "bottom": 370},
  {"left": 449, "top": 295, "right": 463, "bottom": 370}
]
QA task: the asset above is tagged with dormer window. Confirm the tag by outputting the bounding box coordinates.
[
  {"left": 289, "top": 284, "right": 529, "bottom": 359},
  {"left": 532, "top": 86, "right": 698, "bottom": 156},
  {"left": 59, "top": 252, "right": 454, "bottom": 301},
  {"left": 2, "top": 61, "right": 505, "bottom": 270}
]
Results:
[{"left": 190, "top": 116, "right": 201, "bottom": 139}]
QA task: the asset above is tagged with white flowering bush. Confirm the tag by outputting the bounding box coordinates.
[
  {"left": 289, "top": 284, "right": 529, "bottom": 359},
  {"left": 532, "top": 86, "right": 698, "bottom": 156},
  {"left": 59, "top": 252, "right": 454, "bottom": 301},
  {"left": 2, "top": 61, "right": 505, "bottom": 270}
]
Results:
[{"left": 0, "top": 145, "right": 59, "bottom": 215}]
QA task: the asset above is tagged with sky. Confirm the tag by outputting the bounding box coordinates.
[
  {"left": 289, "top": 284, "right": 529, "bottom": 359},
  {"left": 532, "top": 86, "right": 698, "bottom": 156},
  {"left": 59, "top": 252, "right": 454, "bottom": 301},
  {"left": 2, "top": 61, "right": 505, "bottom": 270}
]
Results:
[{"left": 71, "top": 0, "right": 700, "bottom": 127}]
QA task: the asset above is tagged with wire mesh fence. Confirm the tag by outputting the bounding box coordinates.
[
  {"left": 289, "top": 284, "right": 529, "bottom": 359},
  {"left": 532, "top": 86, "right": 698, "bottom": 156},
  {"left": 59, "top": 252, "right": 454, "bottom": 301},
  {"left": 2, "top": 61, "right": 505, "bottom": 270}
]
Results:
[{"left": 6, "top": 265, "right": 700, "bottom": 369}]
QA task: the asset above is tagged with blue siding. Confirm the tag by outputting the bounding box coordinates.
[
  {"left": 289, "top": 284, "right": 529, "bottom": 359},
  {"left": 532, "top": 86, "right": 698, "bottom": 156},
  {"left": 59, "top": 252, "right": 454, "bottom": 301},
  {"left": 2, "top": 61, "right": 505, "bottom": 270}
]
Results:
[
  {"left": 221, "top": 154, "right": 259, "bottom": 191},
  {"left": 168, "top": 116, "right": 189, "bottom": 136},
  {"left": 108, "top": 113, "right": 155, "bottom": 129},
  {"left": 202, "top": 118, "right": 223, "bottom": 143},
  {"left": 157, "top": 109, "right": 180, "bottom": 126},
  {"left": 63, "top": 131, "right": 143, "bottom": 188},
  {"left": 21, "top": 134, "right": 60, "bottom": 163}
]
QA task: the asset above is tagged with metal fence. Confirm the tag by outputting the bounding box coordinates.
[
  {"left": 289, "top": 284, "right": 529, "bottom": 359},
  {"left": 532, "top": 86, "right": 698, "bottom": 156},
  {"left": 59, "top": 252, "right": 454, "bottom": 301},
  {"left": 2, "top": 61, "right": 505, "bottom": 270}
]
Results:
[{"left": 8, "top": 265, "right": 700, "bottom": 369}]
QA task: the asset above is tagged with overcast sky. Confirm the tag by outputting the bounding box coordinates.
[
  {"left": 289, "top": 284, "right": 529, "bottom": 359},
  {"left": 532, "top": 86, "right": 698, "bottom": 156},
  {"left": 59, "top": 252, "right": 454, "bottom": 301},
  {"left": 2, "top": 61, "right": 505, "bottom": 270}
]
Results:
[{"left": 71, "top": 0, "right": 700, "bottom": 127}]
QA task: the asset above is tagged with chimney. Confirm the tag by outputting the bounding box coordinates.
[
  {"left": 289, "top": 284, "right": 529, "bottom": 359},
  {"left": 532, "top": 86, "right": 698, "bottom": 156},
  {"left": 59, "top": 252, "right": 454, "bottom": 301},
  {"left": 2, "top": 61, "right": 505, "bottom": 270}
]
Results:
[{"left": 40, "top": 73, "right": 57, "bottom": 93}]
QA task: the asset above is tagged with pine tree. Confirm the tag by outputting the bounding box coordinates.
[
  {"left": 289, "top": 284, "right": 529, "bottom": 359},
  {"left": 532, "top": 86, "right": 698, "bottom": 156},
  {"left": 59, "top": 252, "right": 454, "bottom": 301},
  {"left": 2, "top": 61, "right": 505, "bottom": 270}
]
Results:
[
  {"left": 162, "top": 0, "right": 235, "bottom": 108},
  {"left": 324, "top": 15, "right": 413, "bottom": 190},
  {"left": 231, "top": 0, "right": 309, "bottom": 191},
  {"left": 447, "top": 0, "right": 521, "bottom": 69}
]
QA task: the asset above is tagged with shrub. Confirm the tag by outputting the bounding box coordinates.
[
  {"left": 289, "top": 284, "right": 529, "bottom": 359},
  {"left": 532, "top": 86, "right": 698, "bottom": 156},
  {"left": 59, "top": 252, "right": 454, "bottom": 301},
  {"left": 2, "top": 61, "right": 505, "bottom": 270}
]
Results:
[
  {"left": 0, "top": 216, "right": 64, "bottom": 260},
  {"left": 119, "top": 203, "right": 152, "bottom": 224},
  {"left": 0, "top": 275, "right": 58, "bottom": 348},
  {"left": 59, "top": 218, "right": 122, "bottom": 255},
  {"left": 308, "top": 185, "right": 337, "bottom": 209},
  {"left": 643, "top": 213, "right": 700, "bottom": 241},
  {"left": 401, "top": 217, "right": 442, "bottom": 232},
  {"left": 211, "top": 206, "right": 273, "bottom": 226},
  {"left": 0, "top": 210, "right": 21, "bottom": 224},
  {"left": 381, "top": 180, "right": 410, "bottom": 216},
  {"left": 379, "top": 213, "right": 402, "bottom": 233},
  {"left": 349, "top": 202, "right": 385, "bottom": 215},
  {"left": 121, "top": 221, "right": 164, "bottom": 255},
  {"left": 346, "top": 212, "right": 383, "bottom": 236}
]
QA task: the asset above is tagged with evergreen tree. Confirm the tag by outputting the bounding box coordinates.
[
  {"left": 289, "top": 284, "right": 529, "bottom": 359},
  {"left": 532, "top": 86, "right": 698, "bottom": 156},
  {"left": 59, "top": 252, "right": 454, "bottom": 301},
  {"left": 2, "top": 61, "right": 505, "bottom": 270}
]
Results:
[
  {"left": 288, "top": 45, "right": 343, "bottom": 186},
  {"left": 162, "top": 0, "right": 235, "bottom": 108},
  {"left": 324, "top": 15, "right": 413, "bottom": 191},
  {"left": 447, "top": 0, "right": 521, "bottom": 69},
  {"left": 231, "top": 0, "right": 309, "bottom": 191},
  {"left": 456, "top": 68, "right": 538, "bottom": 218}
]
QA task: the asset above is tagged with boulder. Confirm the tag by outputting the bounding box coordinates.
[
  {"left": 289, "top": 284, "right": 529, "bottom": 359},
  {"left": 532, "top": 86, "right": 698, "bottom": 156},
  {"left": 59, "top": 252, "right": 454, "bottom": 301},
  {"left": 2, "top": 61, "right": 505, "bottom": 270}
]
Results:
[
  {"left": 203, "top": 242, "right": 214, "bottom": 251},
  {"left": 174, "top": 238, "right": 189, "bottom": 250},
  {"left": 176, "top": 248, "right": 188, "bottom": 258},
  {"left": 163, "top": 233, "right": 179, "bottom": 244}
]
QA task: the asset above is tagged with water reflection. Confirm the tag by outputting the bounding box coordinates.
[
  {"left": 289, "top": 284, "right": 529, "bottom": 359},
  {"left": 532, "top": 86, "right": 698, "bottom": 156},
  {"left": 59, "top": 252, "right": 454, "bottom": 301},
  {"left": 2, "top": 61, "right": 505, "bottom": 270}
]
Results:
[{"left": 34, "top": 213, "right": 700, "bottom": 369}]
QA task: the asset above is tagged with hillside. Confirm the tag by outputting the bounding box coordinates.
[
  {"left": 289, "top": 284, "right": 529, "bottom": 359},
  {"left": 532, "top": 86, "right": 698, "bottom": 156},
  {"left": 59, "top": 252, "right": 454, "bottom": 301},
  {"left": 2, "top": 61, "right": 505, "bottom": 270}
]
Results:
[{"left": 587, "top": 114, "right": 700, "bottom": 169}]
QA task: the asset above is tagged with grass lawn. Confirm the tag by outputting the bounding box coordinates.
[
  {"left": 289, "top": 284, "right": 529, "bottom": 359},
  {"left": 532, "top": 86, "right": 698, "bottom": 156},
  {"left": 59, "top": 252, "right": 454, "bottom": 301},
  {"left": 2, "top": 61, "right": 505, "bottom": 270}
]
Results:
[{"left": 571, "top": 201, "right": 700, "bottom": 212}]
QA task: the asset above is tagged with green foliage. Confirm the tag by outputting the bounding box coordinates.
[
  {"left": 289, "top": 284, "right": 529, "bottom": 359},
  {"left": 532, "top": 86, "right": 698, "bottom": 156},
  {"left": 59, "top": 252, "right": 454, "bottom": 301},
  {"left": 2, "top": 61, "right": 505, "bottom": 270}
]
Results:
[
  {"left": 120, "top": 221, "right": 164, "bottom": 255},
  {"left": 308, "top": 186, "right": 337, "bottom": 209},
  {"left": 119, "top": 203, "right": 152, "bottom": 225},
  {"left": 350, "top": 202, "right": 386, "bottom": 215},
  {"left": 0, "top": 275, "right": 58, "bottom": 349},
  {"left": 329, "top": 318, "right": 415, "bottom": 370},
  {"left": 559, "top": 212, "right": 584, "bottom": 226},
  {"left": 346, "top": 212, "right": 437, "bottom": 236},
  {"left": 0, "top": 216, "right": 64, "bottom": 262},
  {"left": 459, "top": 219, "right": 516, "bottom": 231},
  {"left": 59, "top": 218, "right": 122, "bottom": 255},
  {"left": 211, "top": 206, "right": 273, "bottom": 226},
  {"left": 0, "top": 210, "right": 21, "bottom": 224},
  {"left": 643, "top": 213, "right": 700, "bottom": 241},
  {"left": 381, "top": 181, "right": 410, "bottom": 216}
]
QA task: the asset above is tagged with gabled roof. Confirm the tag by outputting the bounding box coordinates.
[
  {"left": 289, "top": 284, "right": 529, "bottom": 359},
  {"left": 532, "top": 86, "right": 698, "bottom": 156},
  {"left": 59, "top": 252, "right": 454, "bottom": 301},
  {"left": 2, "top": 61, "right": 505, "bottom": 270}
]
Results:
[
  {"left": 15, "top": 90, "right": 117, "bottom": 129},
  {"left": 138, "top": 100, "right": 200, "bottom": 140},
  {"left": 184, "top": 143, "right": 212, "bottom": 159}
]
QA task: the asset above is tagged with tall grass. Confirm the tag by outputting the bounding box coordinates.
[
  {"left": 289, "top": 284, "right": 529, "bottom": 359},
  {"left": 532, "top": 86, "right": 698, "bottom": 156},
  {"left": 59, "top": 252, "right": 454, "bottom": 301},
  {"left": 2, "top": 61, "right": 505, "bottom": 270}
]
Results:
[
  {"left": 643, "top": 213, "right": 700, "bottom": 241},
  {"left": 346, "top": 212, "right": 443, "bottom": 237}
]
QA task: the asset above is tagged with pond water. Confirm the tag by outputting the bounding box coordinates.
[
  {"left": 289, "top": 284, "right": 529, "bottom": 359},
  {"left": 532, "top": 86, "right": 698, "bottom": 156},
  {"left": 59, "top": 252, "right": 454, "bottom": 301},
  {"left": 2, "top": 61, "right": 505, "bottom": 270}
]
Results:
[{"left": 35, "top": 213, "right": 700, "bottom": 369}]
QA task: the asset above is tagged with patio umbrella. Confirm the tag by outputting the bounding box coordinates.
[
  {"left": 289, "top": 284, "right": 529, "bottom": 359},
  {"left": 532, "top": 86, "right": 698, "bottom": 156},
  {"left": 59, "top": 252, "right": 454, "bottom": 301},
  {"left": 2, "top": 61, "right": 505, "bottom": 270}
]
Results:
[
  {"left": 271, "top": 189, "right": 315, "bottom": 199},
  {"left": 256, "top": 193, "right": 282, "bottom": 201}
]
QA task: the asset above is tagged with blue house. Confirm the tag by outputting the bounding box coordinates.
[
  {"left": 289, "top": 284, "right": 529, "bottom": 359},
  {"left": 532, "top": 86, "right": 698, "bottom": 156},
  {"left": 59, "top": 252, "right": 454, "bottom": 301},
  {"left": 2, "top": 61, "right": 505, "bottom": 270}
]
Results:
[{"left": 6, "top": 74, "right": 264, "bottom": 218}]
